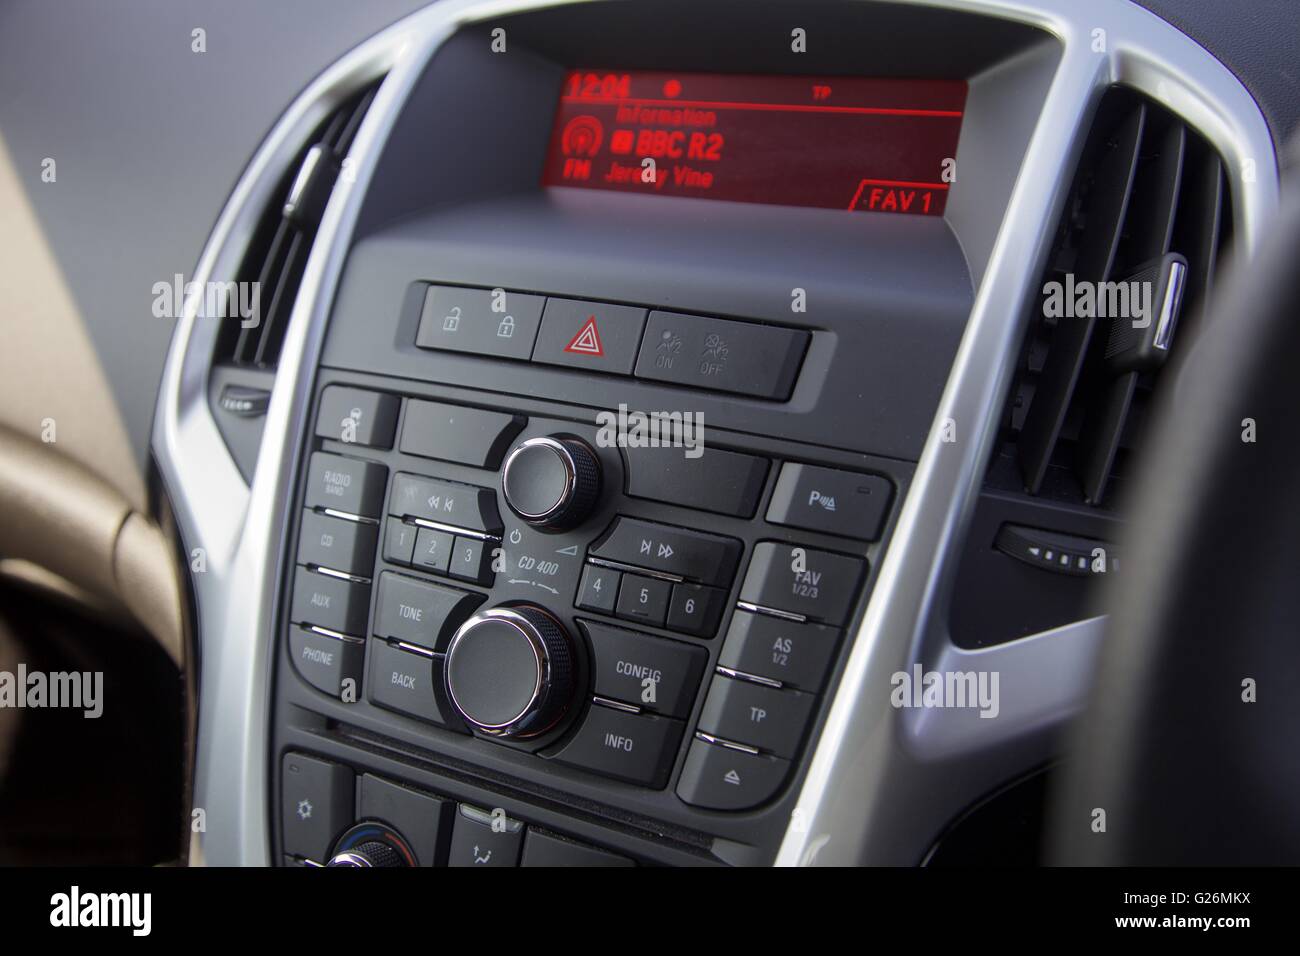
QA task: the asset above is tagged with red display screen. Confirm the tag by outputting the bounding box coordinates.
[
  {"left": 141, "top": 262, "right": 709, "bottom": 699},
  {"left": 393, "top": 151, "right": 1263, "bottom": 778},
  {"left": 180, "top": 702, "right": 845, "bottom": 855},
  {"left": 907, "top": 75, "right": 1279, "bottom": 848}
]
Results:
[{"left": 542, "top": 70, "right": 967, "bottom": 215}]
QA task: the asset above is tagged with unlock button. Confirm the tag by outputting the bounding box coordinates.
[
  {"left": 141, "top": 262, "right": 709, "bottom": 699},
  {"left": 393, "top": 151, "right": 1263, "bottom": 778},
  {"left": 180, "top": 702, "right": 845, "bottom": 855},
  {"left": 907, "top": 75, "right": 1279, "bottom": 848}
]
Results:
[{"left": 415, "top": 285, "right": 544, "bottom": 361}]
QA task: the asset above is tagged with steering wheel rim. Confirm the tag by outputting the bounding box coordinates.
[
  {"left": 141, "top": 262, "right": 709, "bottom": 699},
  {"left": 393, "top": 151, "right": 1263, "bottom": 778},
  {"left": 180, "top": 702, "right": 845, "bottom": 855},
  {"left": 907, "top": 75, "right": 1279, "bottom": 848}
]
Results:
[{"left": 1051, "top": 141, "right": 1300, "bottom": 865}]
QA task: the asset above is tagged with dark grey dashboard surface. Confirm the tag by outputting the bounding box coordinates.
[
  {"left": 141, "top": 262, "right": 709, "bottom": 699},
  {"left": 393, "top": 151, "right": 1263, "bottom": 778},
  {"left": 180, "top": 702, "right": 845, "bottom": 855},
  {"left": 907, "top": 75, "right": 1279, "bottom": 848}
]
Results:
[{"left": 1, "top": 0, "right": 1296, "bottom": 471}]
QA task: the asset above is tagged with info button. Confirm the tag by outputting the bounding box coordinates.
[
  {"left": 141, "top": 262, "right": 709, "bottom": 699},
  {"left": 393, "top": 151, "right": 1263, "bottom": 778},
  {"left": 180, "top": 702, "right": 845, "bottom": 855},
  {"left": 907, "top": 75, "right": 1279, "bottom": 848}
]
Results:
[{"left": 532, "top": 298, "right": 647, "bottom": 375}]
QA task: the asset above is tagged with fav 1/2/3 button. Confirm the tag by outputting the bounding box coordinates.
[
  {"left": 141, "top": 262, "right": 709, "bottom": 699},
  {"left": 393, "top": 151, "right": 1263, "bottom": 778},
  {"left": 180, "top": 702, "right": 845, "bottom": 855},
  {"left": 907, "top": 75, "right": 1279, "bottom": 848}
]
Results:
[
  {"left": 739, "top": 542, "right": 864, "bottom": 625},
  {"left": 532, "top": 298, "right": 647, "bottom": 375},
  {"left": 676, "top": 736, "right": 791, "bottom": 811},
  {"left": 555, "top": 702, "right": 683, "bottom": 788}
]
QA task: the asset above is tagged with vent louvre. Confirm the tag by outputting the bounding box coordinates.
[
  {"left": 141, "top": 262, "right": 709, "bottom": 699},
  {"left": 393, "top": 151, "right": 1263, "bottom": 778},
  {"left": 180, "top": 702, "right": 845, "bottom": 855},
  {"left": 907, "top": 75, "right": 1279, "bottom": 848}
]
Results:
[
  {"left": 993, "top": 88, "right": 1231, "bottom": 507},
  {"left": 218, "top": 82, "right": 380, "bottom": 369}
]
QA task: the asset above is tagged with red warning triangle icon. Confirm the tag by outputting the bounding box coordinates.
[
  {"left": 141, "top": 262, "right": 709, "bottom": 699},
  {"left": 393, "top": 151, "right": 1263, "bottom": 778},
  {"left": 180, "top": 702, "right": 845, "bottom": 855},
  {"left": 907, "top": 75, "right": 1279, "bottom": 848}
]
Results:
[{"left": 564, "top": 316, "right": 604, "bottom": 356}]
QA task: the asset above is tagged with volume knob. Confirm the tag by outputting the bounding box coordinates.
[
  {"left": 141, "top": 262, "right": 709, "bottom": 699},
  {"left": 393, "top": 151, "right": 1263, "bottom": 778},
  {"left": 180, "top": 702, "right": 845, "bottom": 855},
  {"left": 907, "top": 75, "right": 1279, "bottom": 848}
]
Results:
[
  {"left": 445, "top": 606, "right": 576, "bottom": 738},
  {"left": 501, "top": 436, "right": 601, "bottom": 531}
]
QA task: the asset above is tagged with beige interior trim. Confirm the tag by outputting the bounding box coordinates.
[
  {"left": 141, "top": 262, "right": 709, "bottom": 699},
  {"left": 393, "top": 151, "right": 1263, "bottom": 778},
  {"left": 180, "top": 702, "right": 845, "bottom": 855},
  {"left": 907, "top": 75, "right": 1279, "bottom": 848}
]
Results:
[
  {"left": 0, "top": 425, "right": 182, "bottom": 665},
  {"left": 0, "top": 135, "right": 145, "bottom": 512}
]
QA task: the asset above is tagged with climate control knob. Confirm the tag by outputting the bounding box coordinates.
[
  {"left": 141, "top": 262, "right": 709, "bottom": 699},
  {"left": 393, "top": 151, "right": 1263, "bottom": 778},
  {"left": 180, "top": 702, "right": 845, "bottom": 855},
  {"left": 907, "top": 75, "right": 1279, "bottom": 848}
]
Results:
[
  {"left": 327, "top": 840, "right": 405, "bottom": 868},
  {"left": 445, "top": 606, "right": 576, "bottom": 738},
  {"left": 501, "top": 436, "right": 601, "bottom": 531}
]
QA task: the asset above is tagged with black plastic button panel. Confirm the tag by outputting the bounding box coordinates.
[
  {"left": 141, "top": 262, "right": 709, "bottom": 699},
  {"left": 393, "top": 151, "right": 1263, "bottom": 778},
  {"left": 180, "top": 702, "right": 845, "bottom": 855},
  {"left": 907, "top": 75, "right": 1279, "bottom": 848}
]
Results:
[
  {"left": 281, "top": 759, "right": 631, "bottom": 867},
  {"left": 286, "top": 375, "right": 897, "bottom": 834},
  {"left": 413, "top": 284, "right": 808, "bottom": 402}
]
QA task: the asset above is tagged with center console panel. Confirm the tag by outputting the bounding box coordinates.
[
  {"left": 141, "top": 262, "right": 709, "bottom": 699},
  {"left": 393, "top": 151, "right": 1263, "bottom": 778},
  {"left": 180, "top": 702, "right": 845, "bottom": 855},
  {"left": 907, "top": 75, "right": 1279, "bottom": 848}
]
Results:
[{"left": 268, "top": 1, "right": 1051, "bottom": 866}]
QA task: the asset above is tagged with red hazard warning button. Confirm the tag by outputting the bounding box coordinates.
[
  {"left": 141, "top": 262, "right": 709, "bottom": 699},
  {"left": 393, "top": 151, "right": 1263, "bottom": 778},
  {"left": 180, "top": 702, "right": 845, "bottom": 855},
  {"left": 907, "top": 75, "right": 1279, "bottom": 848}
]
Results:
[
  {"left": 532, "top": 298, "right": 647, "bottom": 374},
  {"left": 564, "top": 316, "right": 604, "bottom": 356}
]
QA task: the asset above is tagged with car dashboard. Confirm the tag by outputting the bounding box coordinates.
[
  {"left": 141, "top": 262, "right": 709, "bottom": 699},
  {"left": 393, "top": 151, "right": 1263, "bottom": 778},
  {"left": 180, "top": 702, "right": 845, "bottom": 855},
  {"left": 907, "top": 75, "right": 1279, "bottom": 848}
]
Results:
[{"left": 147, "top": 0, "right": 1280, "bottom": 867}]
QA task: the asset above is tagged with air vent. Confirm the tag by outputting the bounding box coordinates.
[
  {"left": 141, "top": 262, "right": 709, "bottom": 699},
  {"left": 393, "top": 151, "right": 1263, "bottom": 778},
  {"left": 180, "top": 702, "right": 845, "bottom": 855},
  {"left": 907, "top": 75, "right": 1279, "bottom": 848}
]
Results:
[
  {"left": 990, "top": 87, "right": 1231, "bottom": 507},
  {"left": 216, "top": 81, "right": 380, "bottom": 369}
]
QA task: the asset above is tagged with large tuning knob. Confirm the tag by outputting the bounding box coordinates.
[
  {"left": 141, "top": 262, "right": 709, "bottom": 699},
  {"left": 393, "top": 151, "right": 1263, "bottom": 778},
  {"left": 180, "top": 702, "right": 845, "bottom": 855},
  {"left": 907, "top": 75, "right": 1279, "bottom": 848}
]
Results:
[
  {"left": 501, "top": 436, "right": 601, "bottom": 531},
  {"left": 444, "top": 606, "right": 576, "bottom": 738}
]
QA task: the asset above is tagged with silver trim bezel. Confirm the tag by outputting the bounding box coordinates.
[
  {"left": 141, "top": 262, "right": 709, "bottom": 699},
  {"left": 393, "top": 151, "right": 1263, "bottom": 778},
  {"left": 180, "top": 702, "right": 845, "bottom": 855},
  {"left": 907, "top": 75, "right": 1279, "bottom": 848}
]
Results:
[{"left": 150, "top": 0, "right": 1280, "bottom": 866}]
